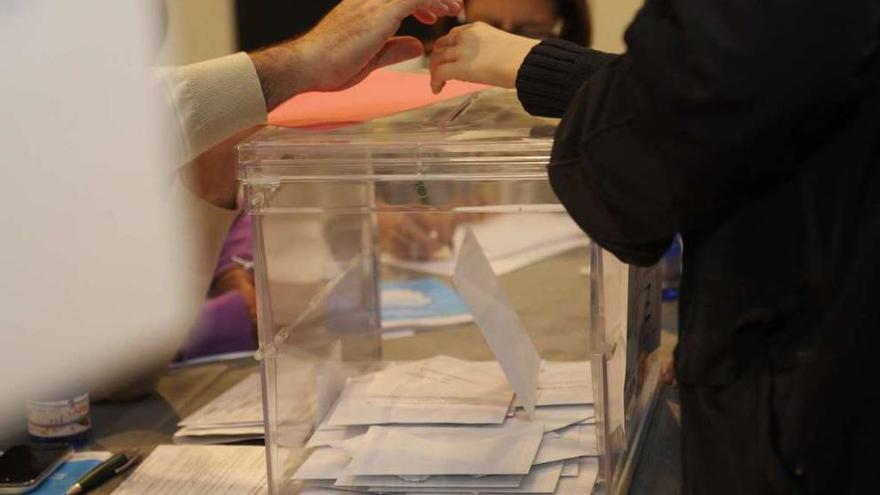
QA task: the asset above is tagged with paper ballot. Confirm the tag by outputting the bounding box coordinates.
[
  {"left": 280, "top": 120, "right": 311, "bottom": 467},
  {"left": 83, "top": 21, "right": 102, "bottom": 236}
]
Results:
[
  {"left": 178, "top": 374, "right": 263, "bottom": 428},
  {"left": 453, "top": 229, "right": 542, "bottom": 415},
  {"left": 112, "top": 445, "right": 267, "bottom": 494},
  {"left": 382, "top": 463, "right": 564, "bottom": 494},
  {"left": 294, "top": 447, "right": 353, "bottom": 481},
  {"left": 324, "top": 356, "right": 513, "bottom": 426},
  {"left": 336, "top": 474, "right": 523, "bottom": 490},
  {"left": 533, "top": 429, "right": 596, "bottom": 465},
  {"left": 516, "top": 405, "right": 595, "bottom": 433},
  {"left": 556, "top": 457, "right": 599, "bottom": 494},
  {"left": 306, "top": 424, "right": 369, "bottom": 449},
  {"left": 174, "top": 373, "right": 266, "bottom": 444},
  {"left": 537, "top": 361, "right": 593, "bottom": 406},
  {"left": 343, "top": 419, "right": 544, "bottom": 476}
]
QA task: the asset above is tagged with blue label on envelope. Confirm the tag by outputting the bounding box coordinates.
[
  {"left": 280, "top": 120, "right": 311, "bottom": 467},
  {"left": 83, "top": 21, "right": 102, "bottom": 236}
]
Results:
[{"left": 381, "top": 278, "right": 472, "bottom": 328}]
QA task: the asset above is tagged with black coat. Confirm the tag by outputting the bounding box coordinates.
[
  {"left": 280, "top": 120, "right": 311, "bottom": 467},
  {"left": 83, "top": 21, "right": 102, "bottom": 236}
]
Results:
[{"left": 516, "top": 1, "right": 880, "bottom": 493}]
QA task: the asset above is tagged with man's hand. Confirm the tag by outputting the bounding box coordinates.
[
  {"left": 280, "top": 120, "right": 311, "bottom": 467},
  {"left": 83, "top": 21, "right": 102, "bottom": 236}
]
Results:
[
  {"left": 251, "top": 0, "right": 462, "bottom": 110},
  {"left": 429, "top": 22, "right": 540, "bottom": 94}
]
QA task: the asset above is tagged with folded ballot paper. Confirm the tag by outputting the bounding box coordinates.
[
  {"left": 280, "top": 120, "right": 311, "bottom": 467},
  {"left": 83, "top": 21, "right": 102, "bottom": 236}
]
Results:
[
  {"left": 293, "top": 232, "right": 599, "bottom": 494},
  {"left": 174, "top": 374, "right": 265, "bottom": 444},
  {"left": 293, "top": 422, "right": 597, "bottom": 488},
  {"left": 453, "top": 228, "right": 543, "bottom": 415},
  {"left": 112, "top": 445, "right": 268, "bottom": 494},
  {"left": 294, "top": 427, "right": 597, "bottom": 494},
  {"left": 324, "top": 356, "right": 514, "bottom": 427}
]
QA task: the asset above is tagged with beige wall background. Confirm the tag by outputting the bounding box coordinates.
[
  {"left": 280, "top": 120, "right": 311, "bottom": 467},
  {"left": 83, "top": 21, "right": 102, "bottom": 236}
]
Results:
[
  {"left": 589, "top": 0, "right": 642, "bottom": 53},
  {"left": 157, "top": 0, "right": 642, "bottom": 65},
  {"left": 157, "top": 0, "right": 237, "bottom": 65}
]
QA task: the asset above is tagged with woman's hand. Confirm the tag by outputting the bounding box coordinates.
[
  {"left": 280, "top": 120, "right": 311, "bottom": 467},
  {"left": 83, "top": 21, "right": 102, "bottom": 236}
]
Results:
[{"left": 430, "top": 22, "right": 540, "bottom": 94}]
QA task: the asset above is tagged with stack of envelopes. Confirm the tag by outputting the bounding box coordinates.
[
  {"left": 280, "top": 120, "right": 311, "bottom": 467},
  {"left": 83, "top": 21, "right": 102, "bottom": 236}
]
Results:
[
  {"left": 174, "top": 373, "right": 265, "bottom": 444},
  {"left": 293, "top": 355, "right": 598, "bottom": 495}
]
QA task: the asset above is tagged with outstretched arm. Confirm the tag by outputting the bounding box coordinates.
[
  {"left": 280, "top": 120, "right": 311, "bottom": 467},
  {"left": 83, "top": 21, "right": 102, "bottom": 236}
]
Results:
[
  {"left": 432, "top": 1, "right": 878, "bottom": 265},
  {"left": 166, "top": 0, "right": 462, "bottom": 208}
]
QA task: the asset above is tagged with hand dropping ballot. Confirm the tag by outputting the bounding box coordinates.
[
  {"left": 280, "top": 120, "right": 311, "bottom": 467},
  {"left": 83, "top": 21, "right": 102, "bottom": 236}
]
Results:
[{"left": 453, "top": 228, "right": 542, "bottom": 416}]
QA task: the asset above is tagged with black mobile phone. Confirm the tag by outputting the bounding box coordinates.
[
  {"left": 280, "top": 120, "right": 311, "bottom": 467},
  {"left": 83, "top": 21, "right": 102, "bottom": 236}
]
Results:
[{"left": 0, "top": 444, "right": 73, "bottom": 494}]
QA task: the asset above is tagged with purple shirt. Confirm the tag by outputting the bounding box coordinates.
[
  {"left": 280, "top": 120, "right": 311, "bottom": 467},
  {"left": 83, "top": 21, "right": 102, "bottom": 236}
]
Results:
[{"left": 177, "top": 213, "right": 257, "bottom": 361}]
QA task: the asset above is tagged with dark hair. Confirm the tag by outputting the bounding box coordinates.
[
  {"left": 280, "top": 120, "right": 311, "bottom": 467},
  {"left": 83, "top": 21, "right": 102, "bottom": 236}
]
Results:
[
  {"left": 434, "top": 0, "right": 592, "bottom": 47},
  {"left": 555, "top": 0, "right": 592, "bottom": 46},
  {"left": 234, "top": 0, "right": 591, "bottom": 53}
]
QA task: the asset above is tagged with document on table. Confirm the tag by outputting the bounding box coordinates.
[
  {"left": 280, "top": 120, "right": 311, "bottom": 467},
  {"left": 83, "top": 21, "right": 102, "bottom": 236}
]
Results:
[
  {"left": 376, "top": 462, "right": 564, "bottom": 494},
  {"left": 112, "top": 445, "right": 267, "bottom": 494},
  {"left": 173, "top": 424, "right": 265, "bottom": 445},
  {"left": 515, "top": 404, "right": 595, "bottom": 433},
  {"left": 299, "top": 488, "right": 359, "bottom": 495},
  {"left": 324, "top": 356, "right": 513, "bottom": 426},
  {"left": 454, "top": 229, "right": 541, "bottom": 415},
  {"left": 362, "top": 356, "right": 507, "bottom": 400},
  {"left": 178, "top": 373, "right": 263, "bottom": 427},
  {"left": 336, "top": 473, "right": 523, "bottom": 490},
  {"left": 537, "top": 361, "right": 593, "bottom": 406},
  {"left": 294, "top": 447, "right": 354, "bottom": 481},
  {"left": 384, "top": 213, "right": 590, "bottom": 277},
  {"left": 533, "top": 427, "right": 597, "bottom": 465},
  {"left": 174, "top": 373, "right": 265, "bottom": 444},
  {"left": 294, "top": 415, "right": 598, "bottom": 493},
  {"left": 343, "top": 419, "right": 544, "bottom": 476},
  {"left": 555, "top": 457, "right": 599, "bottom": 494},
  {"left": 306, "top": 424, "right": 369, "bottom": 449},
  {"left": 381, "top": 278, "right": 473, "bottom": 329}
]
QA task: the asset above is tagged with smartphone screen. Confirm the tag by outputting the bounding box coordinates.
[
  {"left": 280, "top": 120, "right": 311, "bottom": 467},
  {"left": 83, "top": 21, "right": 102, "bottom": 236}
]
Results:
[{"left": 0, "top": 444, "right": 72, "bottom": 486}]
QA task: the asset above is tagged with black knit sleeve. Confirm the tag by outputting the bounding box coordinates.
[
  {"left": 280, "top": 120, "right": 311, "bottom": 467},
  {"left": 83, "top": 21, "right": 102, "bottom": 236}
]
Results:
[{"left": 515, "top": 39, "right": 616, "bottom": 118}]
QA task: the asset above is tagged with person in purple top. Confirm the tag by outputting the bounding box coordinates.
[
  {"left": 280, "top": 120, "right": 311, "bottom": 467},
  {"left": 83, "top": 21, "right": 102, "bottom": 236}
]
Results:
[{"left": 176, "top": 213, "right": 258, "bottom": 361}]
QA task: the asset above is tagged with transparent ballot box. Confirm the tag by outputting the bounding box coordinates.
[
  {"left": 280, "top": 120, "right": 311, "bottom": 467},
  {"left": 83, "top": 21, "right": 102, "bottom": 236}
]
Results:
[{"left": 239, "top": 90, "right": 664, "bottom": 495}]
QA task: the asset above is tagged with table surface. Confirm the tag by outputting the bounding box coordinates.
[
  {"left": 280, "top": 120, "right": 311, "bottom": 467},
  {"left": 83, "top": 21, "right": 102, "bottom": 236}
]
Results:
[
  {"left": 81, "top": 243, "right": 682, "bottom": 495},
  {"left": 86, "top": 309, "right": 682, "bottom": 495},
  {"left": 88, "top": 357, "right": 261, "bottom": 494},
  {"left": 88, "top": 363, "right": 683, "bottom": 495}
]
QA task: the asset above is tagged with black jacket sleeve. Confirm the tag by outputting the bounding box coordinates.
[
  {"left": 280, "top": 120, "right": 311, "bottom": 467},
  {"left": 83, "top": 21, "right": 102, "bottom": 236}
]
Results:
[
  {"left": 517, "top": 0, "right": 880, "bottom": 266},
  {"left": 516, "top": 39, "right": 617, "bottom": 118}
]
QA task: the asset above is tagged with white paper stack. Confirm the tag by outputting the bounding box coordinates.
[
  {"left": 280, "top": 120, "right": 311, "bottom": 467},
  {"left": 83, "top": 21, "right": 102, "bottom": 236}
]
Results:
[
  {"left": 292, "top": 356, "right": 597, "bottom": 495},
  {"left": 112, "top": 445, "right": 268, "bottom": 494},
  {"left": 293, "top": 421, "right": 598, "bottom": 495},
  {"left": 323, "top": 356, "right": 514, "bottom": 427},
  {"left": 174, "top": 374, "right": 265, "bottom": 444},
  {"left": 292, "top": 231, "right": 600, "bottom": 494}
]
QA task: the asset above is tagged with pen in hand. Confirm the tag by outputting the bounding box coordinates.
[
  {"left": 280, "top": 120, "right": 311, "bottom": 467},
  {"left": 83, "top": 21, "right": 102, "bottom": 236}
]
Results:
[{"left": 65, "top": 452, "right": 140, "bottom": 495}]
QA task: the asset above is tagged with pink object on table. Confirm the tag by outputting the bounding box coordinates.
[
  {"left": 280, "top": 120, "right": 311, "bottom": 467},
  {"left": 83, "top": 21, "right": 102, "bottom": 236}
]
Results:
[{"left": 268, "top": 69, "right": 489, "bottom": 128}]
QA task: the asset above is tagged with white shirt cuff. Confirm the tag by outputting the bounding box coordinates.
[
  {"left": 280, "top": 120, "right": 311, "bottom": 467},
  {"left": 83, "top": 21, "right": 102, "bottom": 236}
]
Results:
[{"left": 162, "top": 52, "right": 268, "bottom": 164}]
